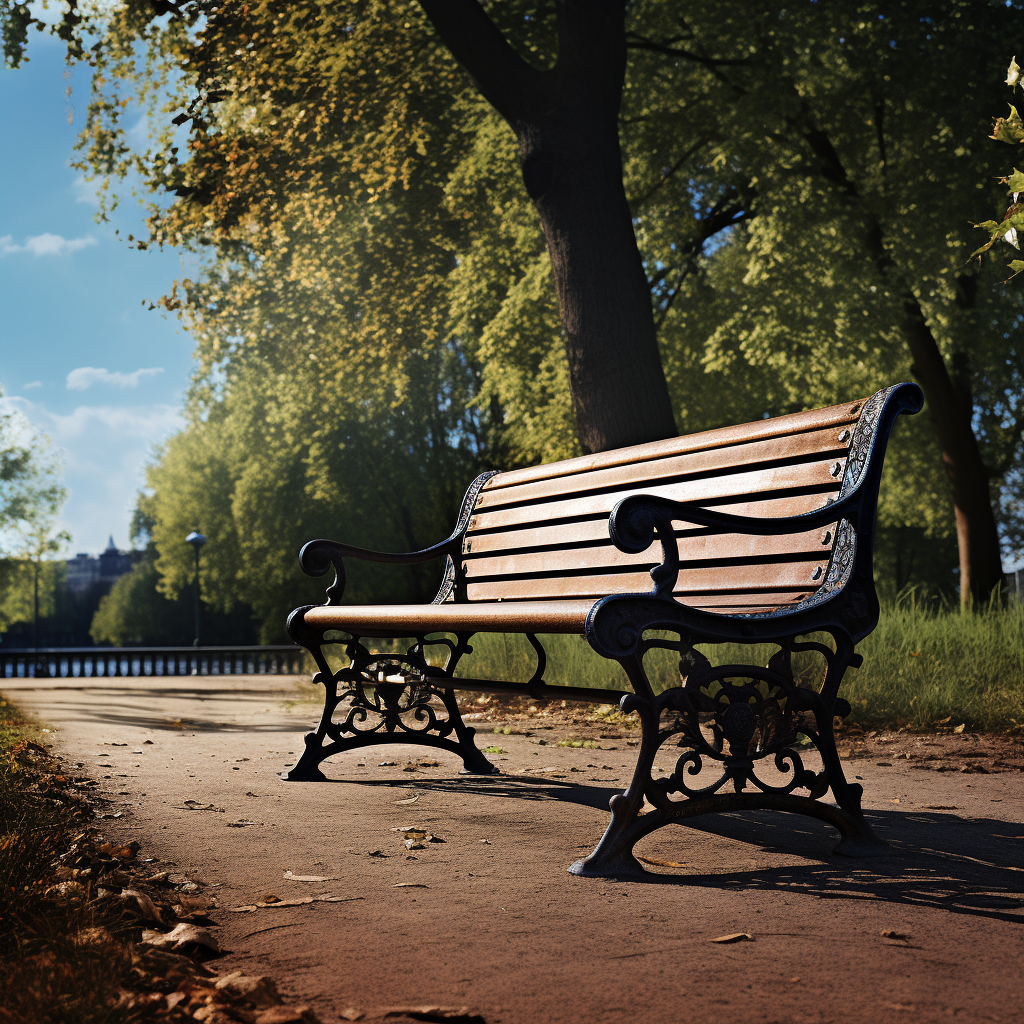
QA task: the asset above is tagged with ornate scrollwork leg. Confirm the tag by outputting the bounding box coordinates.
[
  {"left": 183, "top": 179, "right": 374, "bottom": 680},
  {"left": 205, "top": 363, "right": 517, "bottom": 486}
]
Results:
[
  {"left": 282, "top": 618, "right": 498, "bottom": 780},
  {"left": 570, "top": 637, "right": 883, "bottom": 878}
]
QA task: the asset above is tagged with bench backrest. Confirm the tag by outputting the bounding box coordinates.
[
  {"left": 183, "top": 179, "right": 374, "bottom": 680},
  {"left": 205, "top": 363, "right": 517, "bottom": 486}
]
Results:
[{"left": 457, "top": 398, "right": 871, "bottom": 615}]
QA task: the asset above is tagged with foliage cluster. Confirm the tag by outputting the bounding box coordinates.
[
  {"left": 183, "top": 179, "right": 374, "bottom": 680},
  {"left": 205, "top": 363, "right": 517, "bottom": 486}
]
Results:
[
  {"left": 971, "top": 55, "right": 1024, "bottom": 280},
  {"left": 3, "top": 3, "right": 1023, "bottom": 636},
  {"left": 1, "top": 387, "right": 70, "bottom": 635}
]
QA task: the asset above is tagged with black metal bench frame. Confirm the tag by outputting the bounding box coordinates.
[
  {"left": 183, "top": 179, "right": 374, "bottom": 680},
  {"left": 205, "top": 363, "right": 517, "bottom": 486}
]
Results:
[{"left": 283, "top": 383, "right": 923, "bottom": 877}]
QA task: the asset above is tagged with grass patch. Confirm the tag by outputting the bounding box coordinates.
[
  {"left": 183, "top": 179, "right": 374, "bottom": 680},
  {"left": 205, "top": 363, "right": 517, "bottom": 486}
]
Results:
[
  {"left": 843, "top": 598, "right": 1023, "bottom": 732},
  {"left": 451, "top": 602, "right": 1023, "bottom": 733}
]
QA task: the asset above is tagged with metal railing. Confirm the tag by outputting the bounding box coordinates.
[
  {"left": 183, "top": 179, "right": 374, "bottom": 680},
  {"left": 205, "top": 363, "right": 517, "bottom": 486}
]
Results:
[{"left": 0, "top": 645, "right": 306, "bottom": 679}]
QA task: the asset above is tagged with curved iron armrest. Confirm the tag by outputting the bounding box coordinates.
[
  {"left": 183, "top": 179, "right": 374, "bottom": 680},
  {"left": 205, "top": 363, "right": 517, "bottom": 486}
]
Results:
[
  {"left": 608, "top": 381, "right": 923, "bottom": 600},
  {"left": 299, "top": 535, "right": 461, "bottom": 606},
  {"left": 609, "top": 492, "right": 863, "bottom": 599},
  {"left": 297, "top": 470, "right": 500, "bottom": 607}
]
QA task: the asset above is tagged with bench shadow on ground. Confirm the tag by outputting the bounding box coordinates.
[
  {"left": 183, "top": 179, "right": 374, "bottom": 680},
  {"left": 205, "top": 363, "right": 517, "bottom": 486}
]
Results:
[{"left": 332, "top": 773, "right": 1024, "bottom": 925}]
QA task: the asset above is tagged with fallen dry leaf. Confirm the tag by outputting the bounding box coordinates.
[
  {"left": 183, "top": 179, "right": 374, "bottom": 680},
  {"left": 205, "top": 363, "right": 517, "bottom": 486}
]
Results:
[
  {"left": 710, "top": 933, "right": 754, "bottom": 943},
  {"left": 227, "top": 820, "right": 257, "bottom": 827},
  {"left": 121, "top": 888, "right": 163, "bottom": 924},
  {"left": 637, "top": 855, "right": 687, "bottom": 868},
  {"left": 394, "top": 795, "right": 420, "bottom": 805},
  {"left": 953, "top": 723, "right": 966, "bottom": 734},
  {"left": 393, "top": 882, "right": 429, "bottom": 889},
  {"left": 880, "top": 929, "right": 910, "bottom": 941},
  {"left": 340, "top": 1010, "right": 364, "bottom": 1022},
  {"left": 142, "top": 922, "right": 221, "bottom": 954},
  {"left": 923, "top": 805, "right": 958, "bottom": 810},
  {"left": 380, "top": 1007, "right": 482, "bottom": 1022},
  {"left": 253, "top": 1006, "right": 314, "bottom": 1024},
  {"left": 215, "top": 972, "right": 282, "bottom": 1009},
  {"left": 229, "top": 894, "right": 364, "bottom": 912},
  {"left": 283, "top": 870, "right": 333, "bottom": 882}
]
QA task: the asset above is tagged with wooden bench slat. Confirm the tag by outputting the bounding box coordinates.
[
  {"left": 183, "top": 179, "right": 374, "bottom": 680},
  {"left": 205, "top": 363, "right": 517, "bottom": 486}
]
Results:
[
  {"left": 462, "top": 527, "right": 833, "bottom": 580},
  {"left": 464, "top": 560, "right": 829, "bottom": 602},
  {"left": 475, "top": 424, "right": 852, "bottom": 511},
  {"left": 685, "top": 591, "right": 813, "bottom": 610},
  {"left": 468, "top": 458, "right": 844, "bottom": 534},
  {"left": 462, "top": 493, "right": 834, "bottom": 554},
  {"left": 304, "top": 599, "right": 595, "bottom": 635},
  {"left": 485, "top": 400, "right": 863, "bottom": 491}
]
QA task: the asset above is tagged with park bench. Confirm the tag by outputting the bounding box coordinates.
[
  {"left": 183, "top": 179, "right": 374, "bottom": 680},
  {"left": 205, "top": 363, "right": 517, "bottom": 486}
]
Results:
[{"left": 284, "top": 382, "right": 922, "bottom": 876}]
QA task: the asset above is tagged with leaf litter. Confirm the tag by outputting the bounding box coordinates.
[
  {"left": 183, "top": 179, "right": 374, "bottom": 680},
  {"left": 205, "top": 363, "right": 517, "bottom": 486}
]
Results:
[
  {"left": 229, "top": 893, "right": 364, "bottom": 912},
  {"left": 393, "top": 825, "right": 446, "bottom": 850}
]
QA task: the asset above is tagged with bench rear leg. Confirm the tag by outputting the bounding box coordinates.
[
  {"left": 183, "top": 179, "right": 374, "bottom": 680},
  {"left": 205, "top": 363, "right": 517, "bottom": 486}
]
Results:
[{"left": 282, "top": 620, "right": 497, "bottom": 779}]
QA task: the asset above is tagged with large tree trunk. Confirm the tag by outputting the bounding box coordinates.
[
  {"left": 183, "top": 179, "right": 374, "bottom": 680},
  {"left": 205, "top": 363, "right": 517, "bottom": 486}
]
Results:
[
  {"left": 791, "top": 107, "right": 1006, "bottom": 606},
  {"left": 899, "top": 291, "right": 1004, "bottom": 605},
  {"left": 419, "top": 0, "right": 678, "bottom": 453}
]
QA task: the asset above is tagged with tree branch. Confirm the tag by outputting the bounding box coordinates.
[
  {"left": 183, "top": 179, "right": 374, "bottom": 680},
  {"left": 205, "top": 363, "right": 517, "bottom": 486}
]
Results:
[
  {"left": 624, "top": 34, "right": 748, "bottom": 67},
  {"left": 417, "top": 0, "right": 544, "bottom": 124},
  {"left": 631, "top": 139, "right": 708, "bottom": 207},
  {"left": 651, "top": 197, "right": 752, "bottom": 328}
]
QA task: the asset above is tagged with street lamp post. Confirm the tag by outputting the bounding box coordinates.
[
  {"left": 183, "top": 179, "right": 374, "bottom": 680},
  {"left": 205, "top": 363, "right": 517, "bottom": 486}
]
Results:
[{"left": 185, "top": 531, "right": 207, "bottom": 649}]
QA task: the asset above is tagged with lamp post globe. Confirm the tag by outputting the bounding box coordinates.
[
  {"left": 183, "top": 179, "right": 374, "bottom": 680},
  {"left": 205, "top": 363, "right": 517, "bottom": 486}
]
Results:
[{"left": 185, "top": 532, "right": 207, "bottom": 649}]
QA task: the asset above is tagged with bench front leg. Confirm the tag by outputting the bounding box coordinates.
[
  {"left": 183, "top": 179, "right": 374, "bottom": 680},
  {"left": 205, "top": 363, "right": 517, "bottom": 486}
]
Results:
[{"left": 571, "top": 639, "right": 884, "bottom": 878}]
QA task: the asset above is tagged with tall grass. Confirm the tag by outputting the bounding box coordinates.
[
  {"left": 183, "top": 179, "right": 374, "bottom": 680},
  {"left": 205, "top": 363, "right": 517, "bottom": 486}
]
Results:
[{"left": 448, "top": 600, "right": 1023, "bottom": 732}]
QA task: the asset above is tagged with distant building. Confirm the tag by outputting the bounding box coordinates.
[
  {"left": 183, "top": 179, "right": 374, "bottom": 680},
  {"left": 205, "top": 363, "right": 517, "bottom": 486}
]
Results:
[{"left": 65, "top": 535, "right": 134, "bottom": 594}]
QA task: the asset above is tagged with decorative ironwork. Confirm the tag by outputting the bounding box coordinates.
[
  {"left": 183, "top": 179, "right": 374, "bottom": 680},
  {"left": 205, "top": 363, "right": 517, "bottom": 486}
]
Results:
[
  {"left": 650, "top": 645, "right": 829, "bottom": 802},
  {"left": 432, "top": 470, "right": 499, "bottom": 603},
  {"left": 840, "top": 385, "right": 894, "bottom": 498},
  {"left": 570, "top": 631, "right": 882, "bottom": 877},
  {"left": 282, "top": 630, "right": 498, "bottom": 780}
]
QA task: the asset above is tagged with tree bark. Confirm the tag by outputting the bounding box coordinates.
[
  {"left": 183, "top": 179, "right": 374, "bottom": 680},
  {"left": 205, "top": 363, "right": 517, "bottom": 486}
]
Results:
[
  {"left": 418, "top": 0, "right": 678, "bottom": 453},
  {"left": 898, "top": 292, "right": 1004, "bottom": 605}
]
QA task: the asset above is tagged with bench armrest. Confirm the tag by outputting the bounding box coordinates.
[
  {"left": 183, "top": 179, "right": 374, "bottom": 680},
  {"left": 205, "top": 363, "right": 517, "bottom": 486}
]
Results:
[
  {"left": 608, "top": 493, "right": 860, "bottom": 597},
  {"left": 298, "top": 471, "right": 499, "bottom": 608},
  {"left": 611, "top": 492, "right": 858, "bottom": 543},
  {"left": 299, "top": 535, "right": 461, "bottom": 605}
]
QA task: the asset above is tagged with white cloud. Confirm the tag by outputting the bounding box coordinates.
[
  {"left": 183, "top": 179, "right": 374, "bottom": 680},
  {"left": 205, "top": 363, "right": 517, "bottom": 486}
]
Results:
[
  {"left": 42, "top": 402, "right": 183, "bottom": 440},
  {"left": 4, "top": 395, "right": 185, "bottom": 553},
  {"left": 72, "top": 173, "right": 101, "bottom": 207},
  {"left": 66, "top": 366, "right": 165, "bottom": 391},
  {"left": 22, "top": 381, "right": 43, "bottom": 390},
  {"left": 0, "top": 232, "right": 98, "bottom": 257}
]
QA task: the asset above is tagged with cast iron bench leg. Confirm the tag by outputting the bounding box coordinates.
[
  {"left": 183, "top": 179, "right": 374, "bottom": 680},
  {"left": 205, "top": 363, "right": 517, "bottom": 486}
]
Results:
[
  {"left": 282, "top": 620, "right": 497, "bottom": 780},
  {"left": 570, "top": 650, "right": 885, "bottom": 878}
]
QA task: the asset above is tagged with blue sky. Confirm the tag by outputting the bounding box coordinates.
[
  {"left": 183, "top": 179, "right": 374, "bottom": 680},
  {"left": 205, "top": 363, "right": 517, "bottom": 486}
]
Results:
[{"left": 1, "top": 30, "right": 196, "bottom": 556}]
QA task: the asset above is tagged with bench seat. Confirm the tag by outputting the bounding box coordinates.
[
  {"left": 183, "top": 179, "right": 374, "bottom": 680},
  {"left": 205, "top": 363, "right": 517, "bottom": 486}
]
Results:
[{"left": 284, "top": 383, "right": 923, "bottom": 877}]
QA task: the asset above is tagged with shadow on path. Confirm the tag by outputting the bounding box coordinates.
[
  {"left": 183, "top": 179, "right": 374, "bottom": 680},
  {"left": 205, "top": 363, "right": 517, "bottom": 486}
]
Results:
[{"left": 317, "top": 773, "right": 1024, "bottom": 925}]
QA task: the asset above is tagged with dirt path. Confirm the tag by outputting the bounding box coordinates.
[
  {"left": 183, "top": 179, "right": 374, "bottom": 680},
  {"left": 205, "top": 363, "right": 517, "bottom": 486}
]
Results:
[{"left": 5, "top": 673, "right": 1022, "bottom": 1024}]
